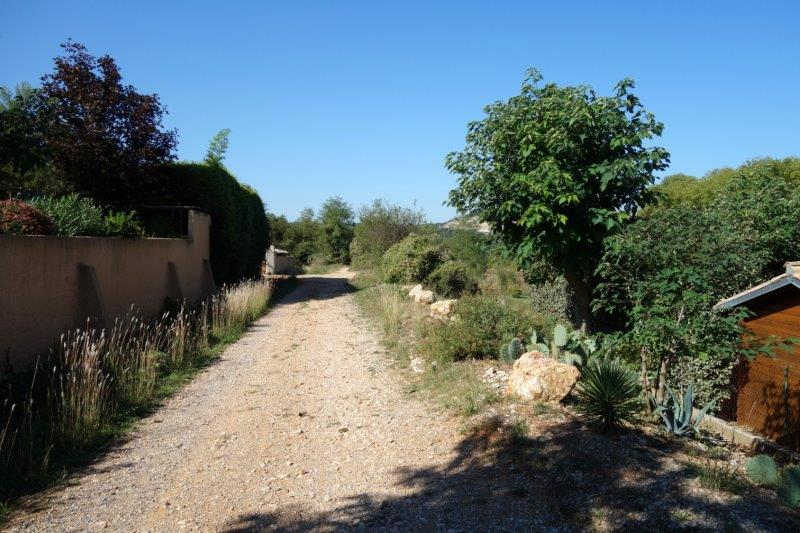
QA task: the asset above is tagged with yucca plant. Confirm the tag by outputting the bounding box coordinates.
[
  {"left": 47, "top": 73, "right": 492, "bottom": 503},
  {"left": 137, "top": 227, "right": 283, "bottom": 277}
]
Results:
[{"left": 575, "top": 358, "right": 641, "bottom": 432}]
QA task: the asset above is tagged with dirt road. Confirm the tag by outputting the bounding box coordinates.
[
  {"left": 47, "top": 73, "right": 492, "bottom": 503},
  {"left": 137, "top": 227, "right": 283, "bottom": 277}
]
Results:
[{"left": 7, "top": 270, "right": 543, "bottom": 532}]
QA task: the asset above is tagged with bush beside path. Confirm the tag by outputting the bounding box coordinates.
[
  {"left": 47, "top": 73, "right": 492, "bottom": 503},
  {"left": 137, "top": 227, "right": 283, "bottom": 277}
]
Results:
[
  {"left": 6, "top": 268, "right": 798, "bottom": 531},
  {"left": 5, "top": 269, "right": 481, "bottom": 531}
]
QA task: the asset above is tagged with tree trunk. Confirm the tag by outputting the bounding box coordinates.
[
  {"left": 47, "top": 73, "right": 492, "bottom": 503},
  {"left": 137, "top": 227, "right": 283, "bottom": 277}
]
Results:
[
  {"left": 656, "top": 357, "right": 669, "bottom": 404},
  {"left": 565, "top": 274, "right": 592, "bottom": 333},
  {"left": 640, "top": 347, "right": 652, "bottom": 413}
]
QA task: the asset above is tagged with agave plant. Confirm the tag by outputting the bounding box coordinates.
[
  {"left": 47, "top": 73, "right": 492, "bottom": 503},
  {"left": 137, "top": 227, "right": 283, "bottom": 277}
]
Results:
[
  {"left": 654, "top": 384, "right": 714, "bottom": 437},
  {"left": 529, "top": 324, "right": 597, "bottom": 368}
]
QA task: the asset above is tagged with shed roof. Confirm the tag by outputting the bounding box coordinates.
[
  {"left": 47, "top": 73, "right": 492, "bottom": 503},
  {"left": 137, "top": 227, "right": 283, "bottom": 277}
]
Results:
[{"left": 714, "top": 262, "right": 800, "bottom": 311}]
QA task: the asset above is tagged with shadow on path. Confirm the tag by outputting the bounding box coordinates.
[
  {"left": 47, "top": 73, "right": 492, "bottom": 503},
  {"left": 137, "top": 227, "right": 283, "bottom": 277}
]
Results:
[
  {"left": 223, "top": 416, "right": 800, "bottom": 532},
  {"left": 271, "top": 276, "right": 354, "bottom": 307}
]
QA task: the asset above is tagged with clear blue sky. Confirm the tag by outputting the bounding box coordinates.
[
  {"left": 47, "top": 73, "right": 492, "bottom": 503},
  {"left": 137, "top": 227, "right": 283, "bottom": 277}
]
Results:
[{"left": 2, "top": 1, "right": 798, "bottom": 221}]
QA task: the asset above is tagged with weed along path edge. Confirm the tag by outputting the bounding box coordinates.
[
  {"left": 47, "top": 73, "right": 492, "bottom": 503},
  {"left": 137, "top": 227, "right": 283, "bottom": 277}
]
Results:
[{"left": 8, "top": 268, "right": 525, "bottom": 532}]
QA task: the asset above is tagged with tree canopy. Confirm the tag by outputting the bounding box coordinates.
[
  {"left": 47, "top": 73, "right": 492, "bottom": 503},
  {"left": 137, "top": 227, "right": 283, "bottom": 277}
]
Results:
[
  {"left": 39, "top": 40, "right": 177, "bottom": 207},
  {"left": 317, "top": 196, "right": 355, "bottom": 264},
  {"left": 447, "top": 69, "right": 669, "bottom": 328},
  {"left": 205, "top": 128, "right": 231, "bottom": 167},
  {"left": 594, "top": 163, "right": 800, "bottom": 406}
]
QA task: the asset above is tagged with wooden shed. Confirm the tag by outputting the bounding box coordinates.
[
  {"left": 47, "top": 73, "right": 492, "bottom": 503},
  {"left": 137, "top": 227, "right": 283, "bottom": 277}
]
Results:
[{"left": 715, "top": 262, "right": 800, "bottom": 448}]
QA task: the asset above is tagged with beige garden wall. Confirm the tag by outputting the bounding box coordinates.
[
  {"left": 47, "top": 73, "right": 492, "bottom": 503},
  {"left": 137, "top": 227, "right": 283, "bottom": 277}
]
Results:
[{"left": 0, "top": 210, "right": 214, "bottom": 371}]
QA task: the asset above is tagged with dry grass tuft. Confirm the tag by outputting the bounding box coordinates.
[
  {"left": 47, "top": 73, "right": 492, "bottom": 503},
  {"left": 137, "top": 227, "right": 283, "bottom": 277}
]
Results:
[{"left": 0, "top": 278, "right": 276, "bottom": 506}]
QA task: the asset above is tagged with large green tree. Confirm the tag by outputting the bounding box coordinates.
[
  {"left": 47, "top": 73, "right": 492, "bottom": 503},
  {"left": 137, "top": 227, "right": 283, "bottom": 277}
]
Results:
[
  {"left": 594, "top": 164, "right": 800, "bottom": 406},
  {"left": 317, "top": 196, "right": 355, "bottom": 264},
  {"left": 40, "top": 40, "right": 177, "bottom": 207},
  {"left": 0, "top": 83, "right": 65, "bottom": 197},
  {"left": 447, "top": 69, "right": 669, "bottom": 329}
]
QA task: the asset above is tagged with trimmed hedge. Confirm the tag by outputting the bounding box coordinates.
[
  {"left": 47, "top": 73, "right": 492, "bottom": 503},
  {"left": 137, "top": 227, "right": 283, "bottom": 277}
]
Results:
[{"left": 153, "top": 163, "right": 269, "bottom": 284}]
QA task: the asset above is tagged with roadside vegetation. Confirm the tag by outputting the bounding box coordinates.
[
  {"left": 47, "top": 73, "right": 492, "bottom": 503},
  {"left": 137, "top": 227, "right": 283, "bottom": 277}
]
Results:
[
  {"left": 0, "top": 277, "right": 293, "bottom": 519},
  {"left": 346, "top": 70, "right": 800, "bottom": 526},
  {"left": 0, "top": 41, "right": 280, "bottom": 520},
  {"left": 0, "top": 41, "right": 269, "bottom": 284}
]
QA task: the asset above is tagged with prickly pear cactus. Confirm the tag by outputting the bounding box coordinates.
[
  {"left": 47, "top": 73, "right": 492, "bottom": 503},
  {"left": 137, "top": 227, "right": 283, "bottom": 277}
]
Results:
[
  {"left": 779, "top": 466, "right": 800, "bottom": 508},
  {"left": 553, "top": 324, "right": 568, "bottom": 348},
  {"left": 746, "top": 455, "right": 780, "bottom": 487}
]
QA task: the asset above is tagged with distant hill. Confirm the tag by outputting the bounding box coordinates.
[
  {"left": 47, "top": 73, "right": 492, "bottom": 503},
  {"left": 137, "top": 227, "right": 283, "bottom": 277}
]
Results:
[{"left": 439, "top": 215, "right": 492, "bottom": 234}]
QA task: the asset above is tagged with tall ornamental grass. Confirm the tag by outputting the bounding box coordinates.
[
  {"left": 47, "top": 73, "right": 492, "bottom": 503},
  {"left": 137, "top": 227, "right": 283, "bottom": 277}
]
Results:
[{"left": 0, "top": 278, "right": 274, "bottom": 503}]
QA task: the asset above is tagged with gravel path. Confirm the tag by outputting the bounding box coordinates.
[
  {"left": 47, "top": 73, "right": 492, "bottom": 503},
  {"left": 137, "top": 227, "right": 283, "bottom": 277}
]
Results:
[{"left": 6, "top": 269, "right": 492, "bottom": 532}]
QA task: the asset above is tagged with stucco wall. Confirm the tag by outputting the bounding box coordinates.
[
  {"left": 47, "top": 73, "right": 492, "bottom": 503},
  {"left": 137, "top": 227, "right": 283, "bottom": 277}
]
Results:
[
  {"left": 265, "top": 246, "right": 295, "bottom": 275},
  {"left": 0, "top": 210, "right": 213, "bottom": 370}
]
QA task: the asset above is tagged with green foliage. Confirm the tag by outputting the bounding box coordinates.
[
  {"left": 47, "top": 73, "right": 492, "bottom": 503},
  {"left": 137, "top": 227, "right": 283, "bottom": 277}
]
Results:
[
  {"left": 500, "top": 337, "right": 525, "bottom": 362},
  {"left": 0, "top": 199, "right": 54, "bottom": 235},
  {"left": 154, "top": 162, "right": 269, "bottom": 284},
  {"left": 439, "top": 229, "right": 492, "bottom": 279},
  {"left": 30, "top": 194, "right": 144, "bottom": 237},
  {"left": 654, "top": 384, "right": 714, "bottom": 437},
  {"left": 30, "top": 194, "right": 104, "bottom": 235},
  {"left": 0, "top": 83, "right": 65, "bottom": 197},
  {"left": 204, "top": 128, "right": 231, "bottom": 167},
  {"left": 693, "top": 458, "right": 746, "bottom": 494},
  {"left": 595, "top": 163, "right": 800, "bottom": 407},
  {"left": 778, "top": 466, "right": 800, "bottom": 508},
  {"left": 746, "top": 455, "right": 780, "bottom": 487},
  {"left": 272, "top": 208, "right": 320, "bottom": 265},
  {"left": 382, "top": 233, "right": 444, "bottom": 283},
  {"left": 575, "top": 358, "right": 641, "bottom": 432},
  {"left": 649, "top": 158, "right": 800, "bottom": 211},
  {"left": 421, "top": 295, "right": 548, "bottom": 362},
  {"left": 528, "top": 323, "right": 597, "bottom": 368},
  {"left": 102, "top": 211, "right": 143, "bottom": 237},
  {"left": 427, "top": 260, "right": 478, "bottom": 298},
  {"left": 39, "top": 41, "right": 177, "bottom": 207},
  {"left": 317, "top": 196, "right": 354, "bottom": 264},
  {"left": 349, "top": 200, "right": 425, "bottom": 270},
  {"left": 447, "top": 68, "right": 669, "bottom": 327}
]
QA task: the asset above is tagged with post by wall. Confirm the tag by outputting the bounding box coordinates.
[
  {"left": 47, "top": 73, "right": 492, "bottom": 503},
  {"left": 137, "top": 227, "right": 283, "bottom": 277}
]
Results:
[{"left": 0, "top": 209, "right": 214, "bottom": 371}]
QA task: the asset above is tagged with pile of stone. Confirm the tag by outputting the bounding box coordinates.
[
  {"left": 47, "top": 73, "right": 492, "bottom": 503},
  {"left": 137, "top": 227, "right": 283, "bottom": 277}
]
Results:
[{"left": 406, "top": 284, "right": 457, "bottom": 320}]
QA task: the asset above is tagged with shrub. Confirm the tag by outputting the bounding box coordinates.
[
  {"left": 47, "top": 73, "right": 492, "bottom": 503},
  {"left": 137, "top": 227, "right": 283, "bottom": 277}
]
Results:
[
  {"left": 152, "top": 163, "right": 269, "bottom": 284},
  {"left": 439, "top": 229, "right": 491, "bottom": 278},
  {"left": 317, "top": 196, "right": 354, "bottom": 264},
  {"left": 30, "top": 194, "right": 104, "bottom": 236},
  {"left": 479, "top": 255, "right": 531, "bottom": 297},
  {"left": 381, "top": 233, "right": 444, "bottom": 283},
  {"left": 0, "top": 199, "right": 53, "bottom": 235},
  {"left": 528, "top": 276, "right": 571, "bottom": 324},
  {"left": 746, "top": 455, "right": 780, "bottom": 487},
  {"left": 595, "top": 163, "right": 800, "bottom": 407},
  {"left": 420, "top": 295, "right": 548, "bottom": 361},
  {"left": 427, "top": 260, "right": 478, "bottom": 298},
  {"left": 350, "top": 200, "right": 425, "bottom": 270},
  {"left": 102, "top": 211, "right": 143, "bottom": 237},
  {"left": 575, "top": 358, "right": 641, "bottom": 432},
  {"left": 779, "top": 466, "right": 800, "bottom": 508}
]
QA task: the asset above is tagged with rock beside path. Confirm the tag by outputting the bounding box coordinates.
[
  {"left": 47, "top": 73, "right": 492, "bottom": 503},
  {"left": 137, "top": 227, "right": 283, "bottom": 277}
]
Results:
[
  {"left": 429, "top": 299, "right": 457, "bottom": 320},
  {"left": 507, "top": 351, "right": 580, "bottom": 402},
  {"left": 408, "top": 284, "right": 435, "bottom": 304}
]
